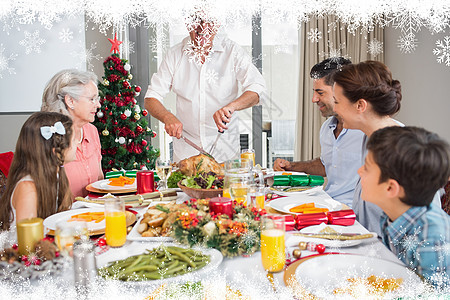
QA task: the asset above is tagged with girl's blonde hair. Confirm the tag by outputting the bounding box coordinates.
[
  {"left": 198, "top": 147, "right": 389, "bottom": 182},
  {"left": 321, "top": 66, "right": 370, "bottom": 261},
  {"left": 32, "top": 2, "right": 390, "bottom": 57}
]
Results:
[{"left": 0, "top": 112, "right": 73, "bottom": 230}]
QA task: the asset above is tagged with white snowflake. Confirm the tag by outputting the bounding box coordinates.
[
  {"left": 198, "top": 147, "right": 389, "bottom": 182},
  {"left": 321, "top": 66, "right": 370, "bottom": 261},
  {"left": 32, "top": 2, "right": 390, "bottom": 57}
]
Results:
[
  {"left": 122, "top": 40, "right": 135, "bottom": 54},
  {"left": 70, "top": 42, "right": 101, "bottom": 71},
  {"left": 320, "top": 41, "right": 350, "bottom": 70},
  {"left": 205, "top": 69, "right": 218, "bottom": 85},
  {"left": 58, "top": 28, "right": 73, "bottom": 43},
  {"left": 184, "top": 37, "right": 214, "bottom": 65},
  {"left": 389, "top": 10, "right": 425, "bottom": 35},
  {"left": 433, "top": 36, "right": 450, "bottom": 67},
  {"left": 274, "top": 33, "right": 292, "bottom": 54},
  {"left": 393, "top": 227, "right": 426, "bottom": 264},
  {"left": 0, "top": 44, "right": 18, "bottom": 79},
  {"left": 327, "top": 21, "right": 338, "bottom": 33},
  {"left": 307, "top": 28, "right": 322, "bottom": 43},
  {"left": 19, "top": 30, "right": 46, "bottom": 54},
  {"left": 397, "top": 32, "right": 419, "bottom": 54},
  {"left": 367, "top": 39, "right": 383, "bottom": 56}
]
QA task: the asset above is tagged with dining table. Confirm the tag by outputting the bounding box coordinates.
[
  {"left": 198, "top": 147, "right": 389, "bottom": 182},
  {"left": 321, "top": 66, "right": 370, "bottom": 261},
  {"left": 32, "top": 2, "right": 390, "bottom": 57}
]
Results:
[{"left": 0, "top": 186, "right": 427, "bottom": 299}]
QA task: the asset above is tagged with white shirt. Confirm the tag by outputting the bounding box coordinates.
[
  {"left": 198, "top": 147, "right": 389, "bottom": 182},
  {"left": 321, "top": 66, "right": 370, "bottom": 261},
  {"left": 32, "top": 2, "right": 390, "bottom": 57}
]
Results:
[{"left": 145, "top": 34, "right": 266, "bottom": 162}]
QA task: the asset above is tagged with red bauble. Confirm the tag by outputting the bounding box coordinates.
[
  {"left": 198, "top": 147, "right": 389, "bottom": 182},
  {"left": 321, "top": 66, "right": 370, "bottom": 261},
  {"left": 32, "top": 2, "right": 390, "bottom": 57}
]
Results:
[
  {"left": 316, "top": 244, "right": 326, "bottom": 254},
  {"left": 118, "top": 93, "right": 122, "bottom": 97},
  {"left": 120, "top": 114, "right": 127, "bottom": 120},
  {"left": 141, "top": 140, "right": 147, "bottom": 146},
  {"left": 152, "top": 132, "right": 157, "bottom": 138},
  {"left": 135, "top": 86, "right": 141, "bottom": 92},
  {"left": 104, "top": 107, "right": 108, "bottom": 110},
  {"left": 109, "top": 112, "right": 113, "bottom": 116},
  {"left": 136, "top": 125, "right": 143, "bottom": 133},
  {"left": 114, "top": 121, "right": 118, "bottom": 125},
  {"left": 142, "top": 110, "right": 148, "bottom": 116}
]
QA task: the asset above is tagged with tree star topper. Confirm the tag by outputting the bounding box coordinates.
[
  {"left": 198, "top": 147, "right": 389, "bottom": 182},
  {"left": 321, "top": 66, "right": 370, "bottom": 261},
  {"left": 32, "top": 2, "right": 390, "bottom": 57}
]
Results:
[{"left": 108, "top": 33, "right": 122, "bottom": 54}]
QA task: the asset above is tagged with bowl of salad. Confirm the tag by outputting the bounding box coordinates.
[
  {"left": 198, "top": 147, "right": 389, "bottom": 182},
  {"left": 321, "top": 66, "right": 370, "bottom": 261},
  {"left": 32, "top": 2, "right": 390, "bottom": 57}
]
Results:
[{"left": 177, "top": 171, "right": 223, "bottom": 199}]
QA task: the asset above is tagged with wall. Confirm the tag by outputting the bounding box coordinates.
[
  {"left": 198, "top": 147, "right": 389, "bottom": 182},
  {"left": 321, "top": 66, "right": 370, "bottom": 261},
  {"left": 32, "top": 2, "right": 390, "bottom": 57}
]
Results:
[{"left": 385, "top": 27, "right": 450, "bottom": 143}]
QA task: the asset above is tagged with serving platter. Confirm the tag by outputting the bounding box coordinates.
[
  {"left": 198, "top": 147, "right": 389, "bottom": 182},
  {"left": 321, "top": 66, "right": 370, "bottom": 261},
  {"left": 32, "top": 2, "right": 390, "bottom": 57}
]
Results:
[
  {"left": 96, "top": 242, "right": 223, "bottom": 284},
  {"left": 127, "top": 214, "right": 174, "bottom": 242}
]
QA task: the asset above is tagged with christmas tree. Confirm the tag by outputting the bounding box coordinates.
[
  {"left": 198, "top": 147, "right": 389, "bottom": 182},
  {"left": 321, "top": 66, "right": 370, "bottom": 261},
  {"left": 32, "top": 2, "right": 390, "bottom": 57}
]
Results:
[{"left": 93, "top": 37, "right": 159, "bottom": 173}]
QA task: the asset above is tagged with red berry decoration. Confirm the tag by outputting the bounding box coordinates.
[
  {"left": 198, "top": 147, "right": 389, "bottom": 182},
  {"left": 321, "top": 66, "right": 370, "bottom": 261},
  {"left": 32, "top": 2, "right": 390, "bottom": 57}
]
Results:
[
  {"left": 21, "top": 255, "right": 28, "bottom": 262},
  {"left": 142, "top": 109, "right": 148, "bottom": 116},
  {"left": 12, "top": 244, "right": 18, "bottom": 250},
  {"left": 96, "top": 238, "right": 107, "bottom": 247},
  {"left": 24, "top": 261, "right": 31, "bottom": 267},
  {"left": 316, "top": 244, "right": 326, "bottom": 254},
  {"left": 34, "top": 259, "right": 41, "bottom": 266},
  {"left": 135, "top": 86, "right": 141, "bottom": 92},
  {"left": 55, "top": 251, "right": 60, "bottom": 258}
]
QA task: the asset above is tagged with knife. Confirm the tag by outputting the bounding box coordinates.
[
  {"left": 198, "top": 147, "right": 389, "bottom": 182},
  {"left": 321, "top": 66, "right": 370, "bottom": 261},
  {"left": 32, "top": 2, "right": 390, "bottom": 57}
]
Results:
[
  {"left": 292, "top": 232, "right": 376, "bottom": 240},
  {"left": 181, "top": 134, "right": 212, "bottom": 157},
  {"left": 209, "top": 119, "right": 228, "bottom": 155}
]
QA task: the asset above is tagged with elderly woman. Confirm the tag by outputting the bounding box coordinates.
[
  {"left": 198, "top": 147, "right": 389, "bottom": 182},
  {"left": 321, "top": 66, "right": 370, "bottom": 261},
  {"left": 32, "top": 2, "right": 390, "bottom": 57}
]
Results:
[{"left": 41, "top": 69, "right": 103, "bottom": 198}]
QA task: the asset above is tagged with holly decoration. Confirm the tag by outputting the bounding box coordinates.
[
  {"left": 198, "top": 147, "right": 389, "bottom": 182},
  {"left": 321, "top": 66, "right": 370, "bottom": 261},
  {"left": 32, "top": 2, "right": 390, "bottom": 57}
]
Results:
[{"left": 93, "top": 47, "right": 159, "bottom": 173}]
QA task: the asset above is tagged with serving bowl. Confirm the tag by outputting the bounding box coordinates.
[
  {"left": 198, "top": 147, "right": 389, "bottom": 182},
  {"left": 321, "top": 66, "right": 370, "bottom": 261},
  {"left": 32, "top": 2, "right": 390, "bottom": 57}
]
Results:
[{"left": 177, "top": 181, "right": 223, "bottom": 199}]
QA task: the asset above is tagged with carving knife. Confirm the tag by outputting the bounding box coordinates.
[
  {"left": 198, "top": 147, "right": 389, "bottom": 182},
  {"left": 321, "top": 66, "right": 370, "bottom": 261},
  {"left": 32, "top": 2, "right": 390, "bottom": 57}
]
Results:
[
  {"left": 181, "top": 134, "right": 212, "bottom": 158},
  {"left": 209, "top": 118, "right": 228, "bottom": 155}
]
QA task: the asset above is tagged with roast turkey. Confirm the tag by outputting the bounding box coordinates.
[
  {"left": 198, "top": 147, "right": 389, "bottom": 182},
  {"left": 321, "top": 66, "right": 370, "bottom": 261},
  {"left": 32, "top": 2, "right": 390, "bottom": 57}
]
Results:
[{"left": 178, "top": 154, "right": 223, "bottom": 176}]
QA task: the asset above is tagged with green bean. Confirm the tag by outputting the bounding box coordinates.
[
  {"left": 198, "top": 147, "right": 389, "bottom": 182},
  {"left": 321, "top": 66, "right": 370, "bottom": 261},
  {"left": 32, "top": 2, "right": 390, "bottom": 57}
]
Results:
[{"left": 166, "top": 248, "right": 196, "bottom": 268}]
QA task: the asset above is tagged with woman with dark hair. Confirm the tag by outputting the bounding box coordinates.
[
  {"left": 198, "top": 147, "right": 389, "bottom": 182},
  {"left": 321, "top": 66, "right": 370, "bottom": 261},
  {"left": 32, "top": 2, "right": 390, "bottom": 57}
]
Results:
[
  {"left": 332, "top": 60, "right": 403, "bottom": 235},
  {"left": 0, "top": 112, "right": 75, "bottom": 234},
  {"left": 41, "top": 69, "right": 103, "bottom": 198}
]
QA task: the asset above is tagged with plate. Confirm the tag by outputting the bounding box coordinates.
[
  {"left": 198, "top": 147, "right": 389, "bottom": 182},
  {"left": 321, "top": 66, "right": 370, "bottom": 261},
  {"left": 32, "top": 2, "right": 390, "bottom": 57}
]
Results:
[
  {"left": 89, "top": 179, "right": 137, "bottom": 193},
  {"left": 284, "top": 253, "right": 423, "bottom": 298},
  {"left": 43, "top": 208, "right": 106, "bottom": 232},
  {"left": 96, "top": 242, "right": 223, "bottom": 284},
  {"left": 44, "top": 208, "right": 136, "bottom": 235},
  {"left": 127, "top": 214, "right": 174, "bottom": 242},
  {"left": 268, "top": 194, "right": 342, "bottom": 215},
  {"left": 271, "top": 185, "right": 321, "bottom": 197}
]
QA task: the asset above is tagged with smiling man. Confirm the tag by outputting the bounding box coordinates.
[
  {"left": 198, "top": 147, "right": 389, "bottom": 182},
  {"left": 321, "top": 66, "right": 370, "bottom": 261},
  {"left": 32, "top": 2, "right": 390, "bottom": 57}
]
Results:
[
  {"left": 144, "top": 11, "right": 266, "bottom": 162},
  {"left": 273, "top": 58, "right": 364, "bottom": 207}
]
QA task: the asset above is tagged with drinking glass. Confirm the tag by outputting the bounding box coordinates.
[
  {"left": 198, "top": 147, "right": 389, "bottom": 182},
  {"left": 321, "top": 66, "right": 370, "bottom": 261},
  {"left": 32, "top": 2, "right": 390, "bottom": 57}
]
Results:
[
  {"left": 104, "top": 197, "right": 127, "bottom": 247},
  {"left": 241, "top": 149, "right": 256, "bottom": 166},
  {"left": 247, "top": 183, "right": 266, "bottom": 209},
  {"left": 55, "top": 220, "right": 88, "bottom": 256},
  {"left": 223, "top": 158, "right": 252, "bottom": 203},
  {"left": 155, "top": 158, "right": 172, "bottom": 190},
  {"left": 261, "top": 214, "right": 286, "bottom": 272}
]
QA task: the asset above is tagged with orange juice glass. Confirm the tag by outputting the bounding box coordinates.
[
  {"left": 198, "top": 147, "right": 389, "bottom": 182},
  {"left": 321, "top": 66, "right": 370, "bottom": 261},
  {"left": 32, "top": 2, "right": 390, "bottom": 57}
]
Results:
[
  {"left": 230, "top": 182, "right": 249, "bottom": 205},
  {"left": 261, "top": 215, "right": 285, "bottom": 272},
  {"left": 241, "top": 149, "right": 255, "bottom": 166},
  {"left": 105, "top": 198, "right": 127, "bottom": 247},
  {"left": 247, "top": 184, "right": 266, "bottom": 209}
]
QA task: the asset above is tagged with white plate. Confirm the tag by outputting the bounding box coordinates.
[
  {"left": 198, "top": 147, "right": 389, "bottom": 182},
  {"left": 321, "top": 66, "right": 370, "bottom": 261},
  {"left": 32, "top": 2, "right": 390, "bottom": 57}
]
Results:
[
  {"left": 43, "top": 208, "right": 105, "bottom": 232},
  {"left": 91, "top": 179, "right": 137, "bottom": 191},
  {"left": 96, "top": 242, "right": 223, "bottom": 284},
  {"left": 297, "top": 224, "right": 377, "bottom": 248},
  {"left": 127, "top": 214, "right": 174, "bottom": 242},
  {"left": 271, "top": 185, "right": 322, "bottom": 197},
  {"left": 268, "top": 194, "right": 342, "bottom": 215},
  {"left": 294, "top": 254, "right": 423, "bottom": 298}
]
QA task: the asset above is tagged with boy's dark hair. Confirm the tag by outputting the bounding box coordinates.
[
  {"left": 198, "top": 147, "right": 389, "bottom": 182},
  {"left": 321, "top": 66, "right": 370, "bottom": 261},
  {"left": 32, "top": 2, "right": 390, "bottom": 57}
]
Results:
[
  {"left": 367, "top": 126, "right": 450, "bottom": 206},
  {"left": 309, "top": 57, "right": 352, "bottom": 85}
]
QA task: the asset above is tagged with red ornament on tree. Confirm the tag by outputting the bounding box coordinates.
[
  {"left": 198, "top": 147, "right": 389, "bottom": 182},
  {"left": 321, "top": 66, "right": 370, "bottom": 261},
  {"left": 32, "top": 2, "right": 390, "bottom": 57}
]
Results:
[
  {"left": 135, "top": 86, "right": 141, "bottom": 92},
  {"left": 141, "top": 140, "right": 147, "bottom": 146},
  {"left": 152, "top": 132, "right": 157, "bottom": 138},
  {"left": 142, "top": 110, "right": 148, "bottom": 116},
  {"left": 109, "top": 112, "right": 113, "bottom": 116},
  {"left": 120, "top": 114, "right": 127, "bottom": 120}
]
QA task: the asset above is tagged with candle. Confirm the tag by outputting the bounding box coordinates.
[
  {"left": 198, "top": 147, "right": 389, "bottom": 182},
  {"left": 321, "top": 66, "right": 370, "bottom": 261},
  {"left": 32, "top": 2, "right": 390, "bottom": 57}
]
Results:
[
  {"left": 137, "top": 170, "right": 155, "bottom": 194},
  {"left": 327, "top": 210, "right": 356, "bottom": 226},
  {"left": 17, "top": 218, "right": 44, "bottom": 256},
  {"left": 209, "top": 197, "right": 233, "bottom": 218}
]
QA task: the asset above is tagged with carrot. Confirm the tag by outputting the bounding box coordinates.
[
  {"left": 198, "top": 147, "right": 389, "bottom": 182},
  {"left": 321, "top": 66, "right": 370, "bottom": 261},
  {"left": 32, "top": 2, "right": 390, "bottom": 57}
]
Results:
[
  {"left": 302, "top": 208, "right": 329, "bottom": 214},
  {"left": 282, "top": 172, "right": 292, "bottom": 175},
  {"left": 69, "top": 212, "right": 105, "bottom": 223},
  {"left": 108, "top": 176, "right": 135, "bottom": 186},
  {"left": 289, "top": 202, "right": 315, "bottom": 213}
]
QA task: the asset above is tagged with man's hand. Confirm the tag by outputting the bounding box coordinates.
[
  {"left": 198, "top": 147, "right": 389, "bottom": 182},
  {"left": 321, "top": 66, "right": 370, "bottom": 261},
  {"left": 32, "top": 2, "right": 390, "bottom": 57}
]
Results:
[
  {"left": 213, "top": 106, "right": 234, "bottom": 132},
  {"left": 163, "top": 114, "right": 183, "bottom": 139},
  {"left": 273, "top": 158, "right": 291, "bottom": 171}
]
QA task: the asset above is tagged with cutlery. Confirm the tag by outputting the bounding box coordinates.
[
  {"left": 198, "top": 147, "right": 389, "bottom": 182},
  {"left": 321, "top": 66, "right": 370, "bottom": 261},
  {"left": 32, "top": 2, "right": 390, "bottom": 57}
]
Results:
[
  {"left": 293, "top": 232, "right": 376, "bottom": 240},
  {"left": 181, "top": 134, "right": 213, "bottom": 158},
  {"left": 209, "top": 119, "right": 228, "bottom": 155}
]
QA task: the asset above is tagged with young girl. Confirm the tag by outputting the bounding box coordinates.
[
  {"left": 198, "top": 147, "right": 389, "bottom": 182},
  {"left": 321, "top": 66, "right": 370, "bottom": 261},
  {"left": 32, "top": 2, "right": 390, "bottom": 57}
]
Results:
[{"left": 0, "top": 112, "right": 75, "bottom": 233}]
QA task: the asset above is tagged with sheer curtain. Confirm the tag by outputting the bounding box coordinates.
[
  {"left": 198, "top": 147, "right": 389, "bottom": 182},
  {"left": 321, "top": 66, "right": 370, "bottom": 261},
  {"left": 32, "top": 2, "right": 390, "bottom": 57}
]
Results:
[{"left": 295, "top": 15, "right": 384, "bottom": 161}]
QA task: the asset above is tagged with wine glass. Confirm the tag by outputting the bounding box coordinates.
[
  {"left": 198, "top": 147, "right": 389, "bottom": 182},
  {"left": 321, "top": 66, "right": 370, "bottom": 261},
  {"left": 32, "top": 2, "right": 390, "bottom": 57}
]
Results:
[{"left": 155, "top": 158, "right": 172, "bottom": 190}]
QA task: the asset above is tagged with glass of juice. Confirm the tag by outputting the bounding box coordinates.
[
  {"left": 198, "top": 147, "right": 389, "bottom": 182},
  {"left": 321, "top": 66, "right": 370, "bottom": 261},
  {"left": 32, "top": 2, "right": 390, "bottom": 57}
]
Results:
[
  {"left": 260, "top": 214, "right": 285, "bottom": 272},
  {"left": 55, "top": 220, "right": 88, "bottom": 256},
  {"left": 104, "top": 197, "right": 127, "bottom": 247},
  {"left": 247, "top": 184, "right": 266, "bottom": 209},
  {"left": 241, "top": 149, "right": 255, "bottom": 166},
  {"left": 155, "top": 158, "right": 172, "bottom": 190}
]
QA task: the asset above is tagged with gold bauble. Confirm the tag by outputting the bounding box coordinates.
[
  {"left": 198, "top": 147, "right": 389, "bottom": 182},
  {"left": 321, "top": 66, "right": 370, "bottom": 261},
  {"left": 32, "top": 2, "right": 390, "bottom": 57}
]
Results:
[
  {"left": 102, "top": 129, "right": 109, "bottom": 136},
  {"left": 134, "top": 113, "right": 140, "bottom": 120}
]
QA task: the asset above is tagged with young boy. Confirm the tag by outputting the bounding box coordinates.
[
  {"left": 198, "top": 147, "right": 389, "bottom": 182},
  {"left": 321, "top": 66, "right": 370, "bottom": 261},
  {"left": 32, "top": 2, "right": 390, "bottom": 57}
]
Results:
[{"left": 358, "top": 126, "right": 450, "bottom": 289}]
